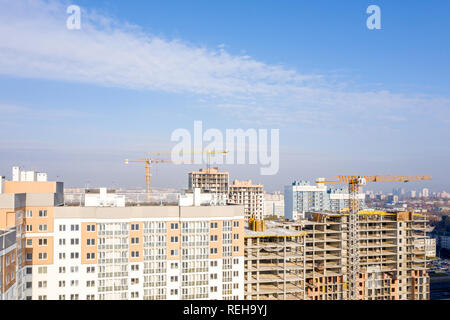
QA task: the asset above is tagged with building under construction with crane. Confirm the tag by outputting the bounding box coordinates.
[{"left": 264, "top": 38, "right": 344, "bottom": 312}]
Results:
[
  {"left": 244, "top": 210, "right": 430, "bottom": 300},
  {"left": 243, "top": 174, "right": 432, "bottom": 300}
]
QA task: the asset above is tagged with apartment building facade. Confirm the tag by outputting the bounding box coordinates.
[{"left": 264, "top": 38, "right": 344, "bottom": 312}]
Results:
[
  {"left": 0, "top": 228, "right": 17, "bottom": 300},
  {"left": 263, "top": 193, "right": 284, "bottom": 219},
  {"left": 229, "top": 180, "right": 264, "bottom": 220},
  {"left": 0, "top": 174, "right": 245, "bottom": 300}
]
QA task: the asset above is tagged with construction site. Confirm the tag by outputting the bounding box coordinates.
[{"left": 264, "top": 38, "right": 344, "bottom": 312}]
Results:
[
  {"left": 244, "top": 210, "right": 429, "bottom": 300},
  {"left": 244, "top": 175, "right": 432, "bottom": 300}
]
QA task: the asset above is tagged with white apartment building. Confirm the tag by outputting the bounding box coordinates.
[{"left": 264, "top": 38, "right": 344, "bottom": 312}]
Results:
[
  {"left": 284, "top": 180, "right": 365, "bottom": 220},
  {"left": 263, "top": 193, "right": 284, "bottom": 219}
]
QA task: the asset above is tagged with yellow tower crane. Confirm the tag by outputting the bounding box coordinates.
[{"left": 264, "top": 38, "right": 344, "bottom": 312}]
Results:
[
  {"left": 316, "top": 174, "right": 431, "bottom": 300},
  {"left": 124, "top": 158, "right": 173, "bottom": 198}
]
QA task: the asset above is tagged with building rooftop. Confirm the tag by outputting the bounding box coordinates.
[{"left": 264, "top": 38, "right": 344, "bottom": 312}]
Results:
[{"left": 245, "top": 221, "right": 306, "bottom": 237}]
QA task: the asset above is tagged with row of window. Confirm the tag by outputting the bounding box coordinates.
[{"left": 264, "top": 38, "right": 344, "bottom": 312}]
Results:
[
  {"left": 25, "top": 224, "right": 48, "bottom": 232},
  {"left": 25, "top": 210, "right": 48, "bottom": 218}
]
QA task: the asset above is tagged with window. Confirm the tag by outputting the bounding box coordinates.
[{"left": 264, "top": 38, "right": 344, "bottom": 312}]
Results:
[
  {"left": 70, "top": 224, "right": 79, "bottom": 231},
  {"left": 38, "top": 281, "right": 47, "bottom": 288},
  {"left": 59, "top": 295, "right": 65, "bottom": 300},
  {"left": 131, "top": 265, "right": 139, "bottom": 271},
  {"left": 170, "top": 223, "right": 178, "bottom": 230},
  {"left": 170, "top": 236, "right": 178, "bottom": 243},
  {"left": 87, "top": 266, "right": 95, "bottom": 273},
  {"left": 25, "top": 267, "right": 32, "bottom": 274},
  {"left": 210, "top": 235, "right": 218, "bottom": 241},
  {"left": 210, "top": 260, "right": 218, "bottom": 267},
  {"left": 59, "top": 267, "right": 66, "bottom": 274},
  {"left": 86, "top": 280, "right": 95, "bottom": 287},
  {"left": 26, "top": 253, "right": 32, "bottom": 261},
  {"left": 59, "top": 225, "right": 66, "bottom": 232},
  {"left": 38, "top": 224, "right": 48, "bottom": 232},
  {"left": 38, "top": 266, "right": 47, "bottom": 274},
  {"left": 70, "top": 294, "right": 79, "bottom": 300},
  {"left": 87, "top": 239, "right": 95, "bottom": 246},
  {"left": 86, "top": 295, "right": 95, "bottom": 300},
  {"left": 233, "top": 246, "right": 239, "bottom": 252},
  {"left": 26, "top": 225, "right": 32, "bottom": 232},
  {"left": 131, "top": 224, "right": 139, "bottom": 231},
  {"left": 170, "top": 289, "right": 178, "bottom": 295},
  {"left": 87, "top": 224, "right": 96, "bottom": 232},
  {"left": 233, "top": 233, "right": 239, "bottom": 240},
  {"left": 26, "top": 210, "right": 32, "bottom": 218},
  {"left": 70, "top": 266, "right": 79, "bottom": 273},
  {"left": 71, "top": 280, "right": 79, "bottom": 287},
  {"left": 71, "top": 252, "right": 80, "bottom": 259},
  {"left": 71, "top": 238, "right": 79, "bottom": 245},
  {"left": 170, "top": 249, "right": 178, "bottom": 256},
  {"left": 210, "top": 248, "right": 218, "bottom": 254},
  {"left": 233, "top": 271, "right": 239, "bottom": 277},
  {"left": 131, "top": 237, "right": 139, "bottom": 244},
  {"left": 131, "top": 251, "right": 140, "bottom": 258},
  {"left": 210, "top": 286, "right": 218, "bottom": 292},
  {"left": 38, "top": 252, "right": 47, "bottom": 260},
  {"left": 59, "top": 281, "right": 65, "bottom": 287},
  {"left": 233, "top": 258, "right": 239, "bottom": 265},
  {"left": 211, "top": 222, "right": 218, "bottom": 229},
  {"left": 38, "top": 238, "right": 48, "bottom": 246},
  {"left": 170, "top": 263, "right": 178, "bottom": 269},
  {"left": 38, "top": 210, "right": 48, "bottom": 217},
  {"left": 59, "top": 253, "right": 66, "bottom": 260},
  {"left": 26, "top": 239, "right": 32, "bottom": 246},
  {"left": 210, "top": 273, "right": 218, "bottom": 280},
  {"left": 38, "top": 295, "right": 47, "bottom": 300},
  {"left": 26, "top": 282, "right": 32, "bottom": 289},
  {"left": 170, "top": 276, "right": 178, "bottom": 282},
  {"left": 59, "top": 239, "right": 66, "bottom": 245},
  {"left": 233, "top": 221, "right": 239, "bottom": 228},
  {"left": 87, "top": 253, "right": 95, "bottom": 260}
]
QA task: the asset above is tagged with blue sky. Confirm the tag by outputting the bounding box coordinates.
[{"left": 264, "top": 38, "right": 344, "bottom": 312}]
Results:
[{"left": 0, "top": 0, "right": 448, "bottom": 192}]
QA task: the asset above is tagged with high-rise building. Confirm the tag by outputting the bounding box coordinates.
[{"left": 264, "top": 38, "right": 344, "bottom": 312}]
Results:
[
  {"left": 284, "top": 180, "right": 365, "bottom": 220},
  {"left": 422, "top": 188, "right": 429, "bottom": 198},
  {"left": 229, "top": 180, "right": 264, "bottom": 220},
  {"left": 263, "top": 193, "right": 284, "bottom": 218},
  {"left": 188, "top": 168, "right": 229, "bottom": 198},
  {"left": 244, "top": 211, "right": 430, "bottom": 300},
  {"left": 0, "top": 170, "right": 245, "bottom": 300},
  {"left": 410, "top": 190, "right": 417, "bottom": 198}
]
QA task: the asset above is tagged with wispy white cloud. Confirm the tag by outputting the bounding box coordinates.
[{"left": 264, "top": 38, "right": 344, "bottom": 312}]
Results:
[{"left": 0, "top": 0, "right": 448, "bottom": 127}]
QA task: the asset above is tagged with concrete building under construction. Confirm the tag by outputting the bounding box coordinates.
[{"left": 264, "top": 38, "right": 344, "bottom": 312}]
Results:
[
  {"left": 229, "top": 180, "right": 264, "bottom": 220},
  {"left": 244, "top": 210, "right": 430, "bottom": 300},
  {"left": 188, "top": 168, "right": 229, "bottom": 197}
]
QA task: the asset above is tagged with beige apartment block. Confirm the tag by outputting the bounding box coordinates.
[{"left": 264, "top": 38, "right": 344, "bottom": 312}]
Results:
[
  {"left": 229, "top": 180, "right": 264, "bottom": 220},
  {"left": 0, "top": 177, "right": 245, "bottom": 300}
]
